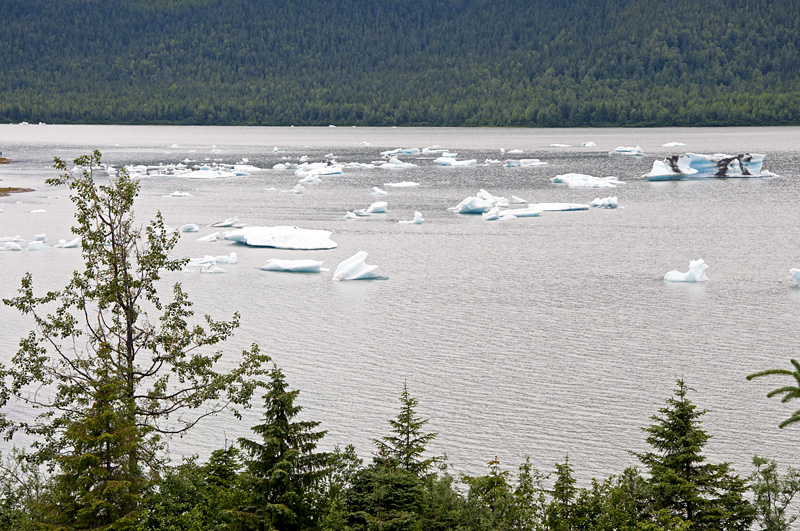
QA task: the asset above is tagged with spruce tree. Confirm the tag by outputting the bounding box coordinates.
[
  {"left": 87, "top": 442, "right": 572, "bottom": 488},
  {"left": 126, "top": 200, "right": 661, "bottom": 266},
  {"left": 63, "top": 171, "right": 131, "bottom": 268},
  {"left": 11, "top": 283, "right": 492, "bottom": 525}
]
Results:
[
  {"left": 747, "top": 359, "right": 800, "bottom": 428},
  {"left": 373, "top": 382, "right": 438, "bottom": 476},
  {"left": 635, "top": 379, "right": 754, "bottom": 531},
  {"left": 238, "top": 365, "right": 329, "bottom": 531}
]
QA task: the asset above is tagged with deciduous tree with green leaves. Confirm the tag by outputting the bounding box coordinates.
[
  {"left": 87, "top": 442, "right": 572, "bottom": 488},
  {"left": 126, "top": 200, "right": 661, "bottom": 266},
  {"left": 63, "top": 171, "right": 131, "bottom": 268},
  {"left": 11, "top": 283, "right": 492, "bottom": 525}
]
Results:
[
  {"left": 749, "top": 455, "right": 800, "bottom": 531},
  {"left": 0, "top": 150, "right": 269, "bottom": 529}
]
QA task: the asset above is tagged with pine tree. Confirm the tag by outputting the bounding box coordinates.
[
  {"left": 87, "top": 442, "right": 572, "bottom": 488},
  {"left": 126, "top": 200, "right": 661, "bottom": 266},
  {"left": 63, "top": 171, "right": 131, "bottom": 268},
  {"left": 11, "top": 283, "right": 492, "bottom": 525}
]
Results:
[
  {"left": 635, "top": 379, "right": 754, "bottom": 531},
  {"left": 238, "top": 365, "right": 329, "bottom": 531},
  {"left": 373, "top": 382, "right": 438, "bottom": 476},
  {"left": 747, "top": 359, "right": 800, "bottom": 428}
]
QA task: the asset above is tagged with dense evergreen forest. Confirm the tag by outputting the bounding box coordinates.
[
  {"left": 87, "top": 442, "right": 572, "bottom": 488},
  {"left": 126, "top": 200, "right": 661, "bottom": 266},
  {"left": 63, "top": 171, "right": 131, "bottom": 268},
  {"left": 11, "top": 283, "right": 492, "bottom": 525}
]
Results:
[{"left": 0, "top": 0, "right": 799, "bottom": 126}]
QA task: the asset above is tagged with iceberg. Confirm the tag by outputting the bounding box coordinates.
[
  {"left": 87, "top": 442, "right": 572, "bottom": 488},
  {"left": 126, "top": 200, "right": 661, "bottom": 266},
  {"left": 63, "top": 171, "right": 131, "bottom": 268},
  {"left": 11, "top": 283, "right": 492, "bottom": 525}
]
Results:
[
  {"left": 643, "top": 156, "right": 698, "bottom": 181},
  {"left": 504, "top": 159, "right": 547, "bottom": 167},
  {"left": 196, "top": 232, "right": 222, "bottom": 242},
  {"left": 1, "top": 242, "right": 23, "bottom": 251},
  {"left": 790, "top": 269, "right": 800, "bottom": 286},
  {"left": 366, "top": 201, "right": 388, "bottom": 214},
  {"left": 180, "top": 223, "right": 200, "bottom": 233},
  {"left": 591, "top": 196, "right": 619, "bottom": 209},
  {"left": 211, "top": 217, "right": 240, "bottom": 228},
  {"left": 398, "top": 211, "right": 424, "bottom": 224},
  {"left": 332, "top": 251, "right": 385, "bottom": 281},
  {"left": 344, "top": 211, "right": 358, "bottom": 220},
  {"left": 200, "top": 264, "right": 226, "bottom": 274},
  {"left": 581, "top": 141, "right": 597, "bottom": 147},
  {"left": 188, "top": 252, "right": 238, "bottom": 267},
  {"left": 370, "top": 187, "right": 388, "bottom": 196},
  {"left": 379, "top": 157, "right": 417, "bottom": 169},
  {"left": 381, "top": 147, "right": 420, "bottom": 156},
  {"left": 507, "top": 149, "right": 524, "bottom": 155},
  {"left": 168, "top": 191, "right": 192, "bottom": 197},
  {"left": 384, "top": 181, "right": 419, "bottom": 188},
  {"left": 550, "top": 143, "right": 571, "bottom": 148},
  {"left": 501, "top": 205, "right": 542, "bottom": 217},
  {"left": 683, "top": 152, "right": 766, "bottom": 177},
  {"left": 451, "top": 189, "right": 508, "bottom": 214},
  {"left": 0, "top": 235, "right": 25, "bottom": 242},
  {"left": 30, "top": 209, "right": 47, "bottom": 214},
  {"left": 609, "top": 145, "right": 645, "bottom": 157},
  {"left": 291, "top": 184, "right": 305, "bottom": 194},
  {"left": 53, "top": 237, "right": 81, "bottom": 248},
  {"left": 664, "top": 259, "right": 709, "bottom": 282},
  {"left": 433, "top": 155, "right": 477, "bottom": 166},
  {"left": 482, "top": 206, "right": 516, "bottom": 221},
  {"left": 224, "top": 226, "right": 337, "bottom": 250},
  {"left": 662, "top": 142, "right": 686, "bottom": 147},
  {"left": 27, "top": 241, "right": 47, "bottom": 251},
  {"left": 33, "top": 233, "right": 46, "bottom": 241},
  {"left": 511, "top": 195, "right": 527, "bottom": 204},
  {"left": 532, "top": 203, "right": 590, "bottom": 212},
  {"left": 551, "top": 173, "right": 624, "bottom": 188},
  {"left": 261, "top": 259, "right": 329, "bottom": 273}
]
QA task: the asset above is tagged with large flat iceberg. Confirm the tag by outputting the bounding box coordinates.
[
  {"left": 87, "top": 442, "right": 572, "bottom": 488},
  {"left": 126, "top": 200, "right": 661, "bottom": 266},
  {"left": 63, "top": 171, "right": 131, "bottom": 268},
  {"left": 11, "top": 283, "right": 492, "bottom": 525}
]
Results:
[
  {"left": 664, "top": 259, "right": 709, "bottom": 282},
  {"left": 261, "top": 259, "right": 329, "bottom": 273},
  {"left": 224, "top": 226, "right": 337, "bottom": 250},
  {"left": 551, "top": 173, "right": 624, "bottom": 188},
  {"left": 645, "top": 153, "right": 768, "bottom": 180}
]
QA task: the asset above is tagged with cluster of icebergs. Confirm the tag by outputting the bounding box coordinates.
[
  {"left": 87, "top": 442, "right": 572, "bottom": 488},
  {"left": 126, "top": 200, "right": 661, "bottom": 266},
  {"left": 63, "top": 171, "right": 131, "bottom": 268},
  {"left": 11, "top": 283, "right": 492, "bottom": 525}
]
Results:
[
  {"left": 450, "top": 189, "right": 616, "bottom": 220},
  {"left": 119, "top": 162, "right": 261, "bottom": 179},
  {"left": 1, "top": 234, "right": 81, "bottom": 251},
  {"left": 258, "top": 252, "right": 384, "bottom": 281},
  {"left": 644, "top": 153, "right": 772, "bottom": 181}
]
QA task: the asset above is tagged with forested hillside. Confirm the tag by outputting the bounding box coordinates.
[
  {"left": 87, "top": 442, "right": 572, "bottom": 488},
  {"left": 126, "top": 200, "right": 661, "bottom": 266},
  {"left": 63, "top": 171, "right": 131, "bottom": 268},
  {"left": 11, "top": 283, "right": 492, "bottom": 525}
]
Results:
[{"left": 1, "top": 0, "right": 798, "bottom": 126}]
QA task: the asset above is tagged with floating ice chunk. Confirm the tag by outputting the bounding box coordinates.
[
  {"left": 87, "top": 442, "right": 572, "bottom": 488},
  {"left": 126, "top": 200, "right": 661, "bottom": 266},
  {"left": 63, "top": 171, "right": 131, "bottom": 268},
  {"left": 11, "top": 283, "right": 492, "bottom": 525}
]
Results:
[
  {"left": 273, "top": 163, "right": 288, "bottom": 170},
  {"left": 180, "top": 223, "right": 200, "bottom": 233},
  {"left": 379, "top": 157, "right": 417, "bottom": 169},
  {"left": 482, "top": 206, "right": 516, "bottom": 221},
  {"left": 477, "top": 189, "right": 509, "bottom": 207},
  {"left": 332, "top": 251, "right": 384, "bottom": 281},
  {"left": 664, "top": 259, "right": 708, "bottom": 282},
  {"left": 291, "top": 184, "right": 305, "bottom": 194},
  {"left": 344, "top": 211, "right": 358, "bottom": 220},
  {"left": 398, "top": 211, "right": 424, "bottom": 224},
  {"left": 381, "top": 148, "right": 420, "bottom": 156},
  {"left": 27, "top": 241, "right": 47, "bottom": 251},
  {"left": 684, "top": 152, "right": 765, "bottom": 177},
  {"left": 610, "top": 145, "right": 644, "bottom": 156},
  {"left": 298, "top": 175, "right": 321, "bottom": 184},
  {"left": 434, "top": 156, "right": 477, "bottom": 166},
  {"left": 507, "top": 149, "right": 524, "bottom": 155},
  {"left": 261, "top": 259, "right": 329, "bottom": 273},
  {"left": 211, "top": 217, "right": 240, "bottom": 227},
  {"left": 0, "top": 235, "right": 25, "bottom": 242},
  {"left": 196, "top": 232, "right": 222, "bottom": 242},
  {"left": 485, "top": 159, "right": 503, "bottom": 164},
  {"left": 168, "top": 191, "right": 192, "bottom": 197},
  {"left": 643, "top": 156, "right": 698, "bottom": 181},
  {"left": 551, "top": 173, "right": 624, "bottom": 188},
  {"left": 30, "top": 209, "right": 46, "bottom": 214},
  {"left": 550, "top": 143, "right": 571, "bottom": 148},
  {"left": 1, "top": 242, "right": 23, "bottom": 251},
  {"left": 224, "top": 226, "right": 337, "bottom": 250},
  {"left": 504, "top": 159, "right": 547, "bottom": 167},
  {"left": 790, "top": 269, "right": 800, "bottom": 286},
  {"left": 662, "top": 142, "right": 686, "bottom": 147},
  {"left": 201, "top": 264, "right": 226, "bottom": 274},
  {"left": 188, "top": 252, "right": 238, "bottom": 267},
  {"left": 511, "top": 195, "right": 527, "bottom": 204},
  {"left": 591, "top": 196, "right": 619, "bottom": 209},
  {"left": 384, "top": 181, "right": 419, "bottom": 188},
  {"left": 371, "top": 187, "right": 388, "bottom": 196},
  {"left": 33, "top": 233, "right": 46, "bottom": 241},
  {"left": 345, "top": 162, "right": 375, "bottom": 169},
  {"left": 581, "top": 141, "right": 597, "bottom": 147},
  {"left": 273, "top": 146, "right": 280, "bottom": 152},
  {"left": 501, "top": 205, "right": 542, "bottom": 217},
  {"left": 52, "top": 236, "right": 81, "bottom": 248},
  {"left": 532, "top": 203, "right": 590, "bottom": 212},
  {"left": 366, "top": 201, "right": 387, "bottom": 214},
  {"left": 451, "top": 196, "right": 495, "bottom": 214}
]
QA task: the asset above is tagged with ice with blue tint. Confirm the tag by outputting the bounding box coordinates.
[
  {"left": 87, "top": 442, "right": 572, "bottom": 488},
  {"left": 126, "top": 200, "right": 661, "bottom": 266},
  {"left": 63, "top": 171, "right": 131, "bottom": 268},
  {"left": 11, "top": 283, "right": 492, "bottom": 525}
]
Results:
[
  {"left": 332, "top": 251, "right": 385, "bottom": 281},
  {"left": 664, "top": 259, "right": 709, "bottom": 282}
]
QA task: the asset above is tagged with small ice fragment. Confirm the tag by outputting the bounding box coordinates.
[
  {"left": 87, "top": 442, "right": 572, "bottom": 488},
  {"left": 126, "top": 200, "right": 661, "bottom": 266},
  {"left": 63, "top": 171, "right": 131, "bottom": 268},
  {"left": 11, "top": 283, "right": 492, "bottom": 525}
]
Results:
[
  {"left": 1, "top": 242, "right": 23, "bottom": 251},
  {"left": 398, "top": 211, "right": 424, "bottom": 224},
  {"left": 33, "top": 233, "right": 46, "bottom": 241},
  {"left": 180, "top": 224, "right": 200, "bottom": 233},
  {"left": 27, "top": 241, "right": 47, "bottom": 251},
  {"left": 591, "top": 196, "right": 619, "bottom": 209},
  {"left": 291, "top": 184, "right": 304, "bottom": 194},
  {"left": 344, "top": 211, "right": 358, "bottom": 220},
  {"left": 581, "top": 141, "right": 597, "bottom": 147},
  {"left": 201, "top": 264, "right": 226, "bottom": 274},
  {"left": 261, "top": 259, "right": 329, "bottom": 273},
  {"left": 30, "top": 209, "right": 46, "bottom": 214},
  {"left": 332, "top": 251, "right": 384, "bottom": 281},
  {"left": 211, "top": 217, "right": 239, "bottom": 227},
  {"left": 662, "top": 142, "right": 686, "bottom": 147},
  {"left": 664, "top": 259, "right": 709, "bottom": 282},
  {"left": 371, "top": 187, "right": 388, "bottom": 196},
  {"left": 169, "top": 191, "right": 192, "bottom": 197},
  {"left": 196, "top": 232, "right": 222, "bottom": 242},
  {"left": 366, "top": 201, "right": 387, "bottom": 214}
]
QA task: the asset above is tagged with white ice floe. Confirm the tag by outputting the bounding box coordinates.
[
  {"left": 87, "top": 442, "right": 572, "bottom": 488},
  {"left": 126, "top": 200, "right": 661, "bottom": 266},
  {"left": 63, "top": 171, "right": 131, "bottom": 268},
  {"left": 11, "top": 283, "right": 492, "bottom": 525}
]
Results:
[
  {"left": 434, "top": 155, "right": 477, "bottom": 166},
  {"left": 551, "top": 173, "right": 625, "bottom": 188},
  {"left": 550, "top": 143, "right": 571, "bottom": 148},
  {"left": 196, "top": 232, "right": 222, "bottom": 242},
  {"left": 662, "top": 142, "right": 686, "bottom": 147},
  {"left": 582, "top": 141, "right": 597, "bottom": 147},
  {"left": 532, "top": 203, "right": 590, "bottom": 212},
  {"left": 332, "top": 251, "right": 384, "bottom": 281},
  {"left": 168, "top": 191, "right": 192, "bottom": 197},
  {"left": 33, "top": 233, "right": 46, "bottom": 241},
  {"left": 371, "top": 187, "right": 388, "bottom": 196},
  {"left": 366, "top": 201, "right": 387, "bottom": 214},
  {"left": 1, "top": 242, "right": 23, "bottom": 251},
  {"left": 344, "top": 211, "right": 358, "bottom": 220},
  {"left": 378, "top": 157, "right": 417, "bottom": 169},
  {"left": 291, "top": 184, "right": 305, "bottom": 194},
  {"left": 504, "top": 159, "right": 547, "bottom": 167},
  {"left": 200, "top": 264, "right": 226, "bottom": 274},
  {"left": 188, "top": 252, "right": 238, "bottom": 267},
  {"left": 790, "top": 269, "right": 800, "bottom": 286},
  {"left": 591, "top": 196, "right": 619, "bottom": 209},
  {"left": 482, "top": 206, "right": 516, "bottom": 221},
  {"left": 30, "top": 209, "right": 46, "bottom": 214},
  {"left": 643, "top": 156, "right": 699, "bottom": 181},
  {"left": 664, "top": 259, "right": 709, "bottom": 282},
  {"left": 682, "top": 152, "right": 766, "bottom": 177},
  {"left": 261, "top": 259, "right": 329, "bottom": 273},
  {"left": 507, "top": 149, "right": 524, "bottom": 155},
  {"left": 27, "top": 241, "right": 47, "bottom": 251},
  {"left": 53, "top": 237, "right": 81, "bottom": 248},
  {"left": 384, "top": 181, "right": 419, "bottom": 188},
  {"left": 398, "top": 211, "right": 424, "bottom": 224},
  {"left": 180, "top": 224, "right": 200, "bottom": 233},
  {"left": 211, "top": 217, "right": 241, "bottom": 228},
  {"left": 451, "top": 189, "right": 509, "bottom": 214},
  {"left": 0, "top": 235, "right": 25, "bottom": 242},
  {"left": 224, "top": 226, "right": 337, "bottom": 250},
  {"left": 511, "top": 195, "right": 527, "bottom": 204},
  {"left": 609, "top": 145, "right": 645, "bottom": 156},
  {"left": 501, "top": 205, "right": 542, "bottom": 217},
  {"left": 381, "top": 148, "right": 420, "bottom": 156}
]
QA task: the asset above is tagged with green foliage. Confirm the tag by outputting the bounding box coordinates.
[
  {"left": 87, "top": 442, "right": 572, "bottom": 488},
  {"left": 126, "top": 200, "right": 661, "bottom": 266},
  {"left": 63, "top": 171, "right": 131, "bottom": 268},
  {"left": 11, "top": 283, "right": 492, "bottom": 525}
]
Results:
[
  {"left": 749, "top": 455, "right": 800, "bottom": 531},
  {"left": 237, "top": 365, "right": 329, "bottom": 531},
  {"left": 373, "top": 382, "right": 438, "bottom": 476},
  {"left": 0, "top": 450, "right": 50, "bottom": 531},
  {"left": 747, "top": 359, "right": 800, "bottom": 428},
  {"left": 0, "top": 0, "right": 798, "bottom": 126},
  {"left": 634, "top": 379, "right": 755, "bottom": 531},
  {"left": 0, "top": 151, "right": 269, "bottom": 529}
]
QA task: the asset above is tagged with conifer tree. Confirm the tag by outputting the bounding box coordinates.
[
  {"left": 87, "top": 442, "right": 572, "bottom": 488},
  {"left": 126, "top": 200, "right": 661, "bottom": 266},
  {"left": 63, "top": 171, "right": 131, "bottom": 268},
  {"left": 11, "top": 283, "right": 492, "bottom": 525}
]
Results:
[
  {"left": 0, "top": 151, "right": 269, "bottom": 529},
  {"left": 747, "top": 359, "right": 800, "bottom": 428},
  {"left": 373, "top": 382, "right": 438, "bottom": 476},
  {"left": 238, "top": 365, "right": 329, "bottom": 531},
  {"left": 634, "top": 379, "right": 754, "bottom": 531}
]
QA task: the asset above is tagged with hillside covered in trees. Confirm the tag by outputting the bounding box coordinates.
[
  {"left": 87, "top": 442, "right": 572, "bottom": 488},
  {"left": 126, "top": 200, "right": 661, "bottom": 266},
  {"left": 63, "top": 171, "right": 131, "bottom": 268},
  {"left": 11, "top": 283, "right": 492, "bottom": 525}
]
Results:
[{"left": 0, "top": 0, "right": 799, "bottom": 126}]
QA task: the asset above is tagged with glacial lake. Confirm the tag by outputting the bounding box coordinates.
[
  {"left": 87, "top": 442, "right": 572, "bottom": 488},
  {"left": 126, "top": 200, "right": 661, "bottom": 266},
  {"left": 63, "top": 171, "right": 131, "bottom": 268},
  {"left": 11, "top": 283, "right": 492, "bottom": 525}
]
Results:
[{"left": 1, "top": 124, "right": 799, "bottom": 483}]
